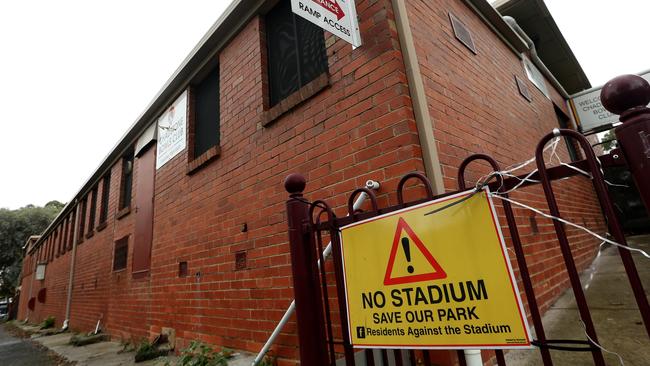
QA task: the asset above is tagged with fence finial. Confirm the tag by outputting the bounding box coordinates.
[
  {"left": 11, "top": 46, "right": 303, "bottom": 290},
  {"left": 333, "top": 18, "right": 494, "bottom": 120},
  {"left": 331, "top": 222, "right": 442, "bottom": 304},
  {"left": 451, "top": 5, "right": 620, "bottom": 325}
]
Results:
[
  {"left": 284, "top": 173, "right": 306, "bottom": 196},
  {"left": 601, "top": 74, "right": 650, "bottom": 117}
]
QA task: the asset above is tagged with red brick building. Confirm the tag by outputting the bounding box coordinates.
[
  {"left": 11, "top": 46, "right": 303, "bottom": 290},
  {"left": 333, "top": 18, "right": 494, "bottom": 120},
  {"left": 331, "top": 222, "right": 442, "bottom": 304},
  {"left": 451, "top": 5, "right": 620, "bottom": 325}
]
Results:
[{"left": 18, "top": 0, "right": 605, "bottom": 364}]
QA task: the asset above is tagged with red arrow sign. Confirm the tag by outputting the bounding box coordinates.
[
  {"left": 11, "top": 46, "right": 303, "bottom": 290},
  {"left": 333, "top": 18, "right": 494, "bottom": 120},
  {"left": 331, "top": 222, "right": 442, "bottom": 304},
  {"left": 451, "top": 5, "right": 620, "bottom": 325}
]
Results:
[{"left": 312, "top": 0, "right": 345, "bottom": 20}]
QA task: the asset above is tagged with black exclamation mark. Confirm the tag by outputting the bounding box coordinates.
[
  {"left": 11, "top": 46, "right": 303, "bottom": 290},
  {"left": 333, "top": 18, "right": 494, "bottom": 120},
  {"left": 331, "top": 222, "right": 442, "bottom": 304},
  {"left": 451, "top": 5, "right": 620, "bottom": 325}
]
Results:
[{"left": 401, "top": 237, "right": 414, "bottom": 273}]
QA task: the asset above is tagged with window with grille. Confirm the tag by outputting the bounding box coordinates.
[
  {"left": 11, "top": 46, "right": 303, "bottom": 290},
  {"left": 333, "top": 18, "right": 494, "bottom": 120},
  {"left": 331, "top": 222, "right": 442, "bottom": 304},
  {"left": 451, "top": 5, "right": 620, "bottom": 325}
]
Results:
[
  {"left": 113, "top": 236, "right": 129, "bottom": 271},
  {"left": 266, "top": 0, "right": 327, "bottom": 107}
]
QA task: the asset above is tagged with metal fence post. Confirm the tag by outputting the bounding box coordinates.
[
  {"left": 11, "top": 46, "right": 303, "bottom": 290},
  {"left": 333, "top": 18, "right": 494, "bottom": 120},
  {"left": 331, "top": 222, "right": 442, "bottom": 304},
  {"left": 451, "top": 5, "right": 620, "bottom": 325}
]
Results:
[
  {"left": 601, "top": 74, "right": 650, "bottom": 214},
  {"left": 284, "top": 173, "right": 329, "bottom": 365}
]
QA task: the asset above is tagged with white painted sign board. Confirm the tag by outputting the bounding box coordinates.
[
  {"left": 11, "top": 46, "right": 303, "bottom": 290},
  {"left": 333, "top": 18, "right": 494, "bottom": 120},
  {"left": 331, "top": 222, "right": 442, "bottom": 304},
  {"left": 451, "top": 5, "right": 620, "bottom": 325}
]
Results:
[
  {"left": 570, "top": 71, "right": 650, "bottom": 134},
  {"left": 291, "top": 0, "right": 362, "bottom": 48},
  {"left": 156, "top": 91, "right": 188, "bottom": 169}
]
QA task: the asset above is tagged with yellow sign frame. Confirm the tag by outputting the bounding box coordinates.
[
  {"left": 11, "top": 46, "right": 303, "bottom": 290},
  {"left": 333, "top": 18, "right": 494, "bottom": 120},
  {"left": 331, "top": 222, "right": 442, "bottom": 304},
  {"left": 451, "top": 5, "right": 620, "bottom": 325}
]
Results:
[{"left": 339, "top": 188, "right": 533, "bottom": 349}]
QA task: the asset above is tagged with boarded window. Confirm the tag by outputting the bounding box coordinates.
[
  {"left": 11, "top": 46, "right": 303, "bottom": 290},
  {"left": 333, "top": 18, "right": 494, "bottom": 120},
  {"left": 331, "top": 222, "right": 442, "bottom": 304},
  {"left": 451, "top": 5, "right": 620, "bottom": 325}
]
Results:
[
  {"left": 266, "top": 0, "right": 327, "bottom": 107},
  {"left": 193, "top": 67, "right": 221, "bottom": 158},
  {"left": 99, "top": 172, "right": 111, "bottom": 223},
  {"left": 120, "top": 151, "right": 134, "bottom": 210},
  {"left": 113, "top": 236, "right": 129, "bottom": 271}
]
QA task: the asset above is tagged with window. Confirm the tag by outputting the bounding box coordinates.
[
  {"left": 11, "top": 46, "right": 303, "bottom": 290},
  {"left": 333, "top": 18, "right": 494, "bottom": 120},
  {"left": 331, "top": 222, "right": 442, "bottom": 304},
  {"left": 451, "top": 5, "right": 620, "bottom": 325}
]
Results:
[
  {"left": 192, "top": 67, "right": 221, "bottom": 159},
  {"left": 67, "top": 211, "right": 75, "bottom": 250},
  {"left": 555, "top": 106, "right": 580, "bottom": 162},
  {"left": 78, "top": 197, "right": 87, "bottom": 243},
  {"left": 119, "top": 151, "right": 134, "bottom": 210},
  {"left": 87, "top": 186, "right": 97, "bottom": 235},
  {"left": 99, "top": 172, "right": 111, "bottom": 224},
  {"left": 113, "top": 236, "right": 129, "bottom": 271},
  {"left": 61, "top": 218, "right": 69, "bottom": 254},
  {"left": 266, "top": 0, "right": 327, "bottom": 107}
]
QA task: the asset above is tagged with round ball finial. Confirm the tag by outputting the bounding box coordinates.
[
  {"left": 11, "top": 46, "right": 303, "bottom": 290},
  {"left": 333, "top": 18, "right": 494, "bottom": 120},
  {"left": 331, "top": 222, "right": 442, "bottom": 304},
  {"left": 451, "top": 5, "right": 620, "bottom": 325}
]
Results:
[
  {"left": 601, "top": 74, "right": 650, "bottom": 115},
  {"left": 284, "top": 173, "right": 306, "bottom": 195}
]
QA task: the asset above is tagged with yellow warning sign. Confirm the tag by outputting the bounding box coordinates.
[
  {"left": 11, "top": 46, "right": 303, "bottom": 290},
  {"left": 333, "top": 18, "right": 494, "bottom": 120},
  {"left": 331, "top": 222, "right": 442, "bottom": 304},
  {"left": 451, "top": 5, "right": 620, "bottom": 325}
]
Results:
[{"left": 340, "top": 189, "right": 532, "bottom": 349}]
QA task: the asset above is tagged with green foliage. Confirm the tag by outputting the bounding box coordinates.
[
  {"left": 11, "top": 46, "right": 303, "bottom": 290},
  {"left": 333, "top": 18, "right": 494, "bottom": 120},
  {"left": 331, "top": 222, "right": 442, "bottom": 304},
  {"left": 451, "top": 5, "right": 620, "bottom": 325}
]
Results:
[
  {"left": 41, "top": 316, "right": 55, "bottom": 329},
  {"left": 600, "top": 130, "right": 617, "bottom": 152},
  {"left": 174, "top": 341, "right": 229, "bottom": 366},
  {"left": 257, "top": 353, "right": 277, "bottom": 366},
  {"left": 135, "top": 339, "right": 168, "bottom": 363},
  {"left": 0, "top": 202, "right": 63, "bottom": 297}
]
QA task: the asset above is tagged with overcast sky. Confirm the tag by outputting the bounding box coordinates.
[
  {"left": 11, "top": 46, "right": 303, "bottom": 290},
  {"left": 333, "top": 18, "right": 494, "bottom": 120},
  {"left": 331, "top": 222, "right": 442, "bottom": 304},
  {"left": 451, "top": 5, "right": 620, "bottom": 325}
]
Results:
[{"left": 1, "top": 0, "right": 649, "bottom": 209}]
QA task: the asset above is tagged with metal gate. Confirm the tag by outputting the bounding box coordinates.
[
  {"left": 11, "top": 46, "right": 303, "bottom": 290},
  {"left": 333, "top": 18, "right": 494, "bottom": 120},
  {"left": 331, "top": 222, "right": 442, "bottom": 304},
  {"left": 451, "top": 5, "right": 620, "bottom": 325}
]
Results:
[{"left": 282, "top": 129, "right": 650, "bottom": 366}]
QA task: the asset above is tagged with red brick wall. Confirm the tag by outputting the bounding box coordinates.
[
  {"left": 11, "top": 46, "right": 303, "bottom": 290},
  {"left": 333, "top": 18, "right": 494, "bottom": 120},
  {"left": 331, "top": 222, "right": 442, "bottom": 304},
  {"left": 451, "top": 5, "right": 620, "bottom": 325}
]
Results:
[{"left": 16, "top": 1, "right": 606, "bottom": 365}]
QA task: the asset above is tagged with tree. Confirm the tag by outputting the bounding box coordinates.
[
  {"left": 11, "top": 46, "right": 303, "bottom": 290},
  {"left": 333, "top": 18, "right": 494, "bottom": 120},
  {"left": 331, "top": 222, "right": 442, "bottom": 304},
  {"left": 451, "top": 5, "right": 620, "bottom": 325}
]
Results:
[
  {"left": 600, "top": 130, "right": 617, "bottom": 152},
  {"left": 0, "top": 202, "right": 64, "bottom": 297}
]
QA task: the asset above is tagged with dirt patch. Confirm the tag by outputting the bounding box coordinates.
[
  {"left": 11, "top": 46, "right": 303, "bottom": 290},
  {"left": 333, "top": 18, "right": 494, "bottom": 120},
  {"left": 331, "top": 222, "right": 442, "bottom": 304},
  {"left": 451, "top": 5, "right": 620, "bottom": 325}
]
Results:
[{"left": 2, "top": 322, "right": 33, "bottom": 339}]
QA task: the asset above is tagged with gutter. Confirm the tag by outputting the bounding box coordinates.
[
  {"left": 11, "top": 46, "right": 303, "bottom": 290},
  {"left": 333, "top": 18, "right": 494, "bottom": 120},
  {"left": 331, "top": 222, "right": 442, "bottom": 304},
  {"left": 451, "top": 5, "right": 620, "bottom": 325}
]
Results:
[
  {"left": 502, "top": 16, "right": 570, "bottom": 99},
  {"left": 391, "top": 0, "right": 445, "bottom": 194}
]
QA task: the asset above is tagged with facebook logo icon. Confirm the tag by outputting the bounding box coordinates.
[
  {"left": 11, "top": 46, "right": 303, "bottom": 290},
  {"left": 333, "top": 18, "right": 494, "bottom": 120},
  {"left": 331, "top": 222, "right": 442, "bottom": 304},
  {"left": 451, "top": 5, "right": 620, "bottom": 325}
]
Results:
[{"left": 356, "top": 326, "right": 366, "bottom": 339}]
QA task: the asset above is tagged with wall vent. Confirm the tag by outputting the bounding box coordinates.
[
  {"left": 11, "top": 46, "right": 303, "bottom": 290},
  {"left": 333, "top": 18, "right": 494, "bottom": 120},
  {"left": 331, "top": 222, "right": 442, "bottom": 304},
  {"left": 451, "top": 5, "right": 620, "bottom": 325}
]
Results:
[
  {"left": 516, "top": 75, "right": 532, "bottom": 102},
  {"left": 179, "top": 261, "right": 188, "bottom": 277},
  {"left": 235, "top": 251, "right": 247, "bottom": 271},
  {"left": 449, "top": 13, "right": 477, "bottom": 54}
]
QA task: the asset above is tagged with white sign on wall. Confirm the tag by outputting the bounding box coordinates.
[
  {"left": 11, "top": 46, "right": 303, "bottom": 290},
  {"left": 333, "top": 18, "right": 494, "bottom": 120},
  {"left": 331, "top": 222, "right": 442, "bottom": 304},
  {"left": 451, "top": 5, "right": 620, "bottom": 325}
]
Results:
[
  {"left": 570, "top": 71, "right": 650, "bottom": 134},
  {"left": 156, "top": 91, "right": 188, "bottom": 169},
  {"left": 291, "top": 0, "right": 362, "bottom": 48}
]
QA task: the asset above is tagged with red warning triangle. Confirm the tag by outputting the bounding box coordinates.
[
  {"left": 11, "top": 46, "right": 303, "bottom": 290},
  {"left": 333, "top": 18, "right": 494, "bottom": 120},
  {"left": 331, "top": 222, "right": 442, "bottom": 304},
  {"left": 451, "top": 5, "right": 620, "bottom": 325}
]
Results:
[{"left": 383, "top": 217, "right": 447, "bottom": 285}]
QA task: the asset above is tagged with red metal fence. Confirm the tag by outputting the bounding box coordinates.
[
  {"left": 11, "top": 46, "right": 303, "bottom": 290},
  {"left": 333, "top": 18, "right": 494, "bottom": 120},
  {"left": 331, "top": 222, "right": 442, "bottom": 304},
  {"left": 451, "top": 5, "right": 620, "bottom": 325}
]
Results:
[
  {"left": 282, "top": 75, "right": 650, "bottom": 365},
  {"left": 283, "top": 131, "right": 649, "bottom": 366}
]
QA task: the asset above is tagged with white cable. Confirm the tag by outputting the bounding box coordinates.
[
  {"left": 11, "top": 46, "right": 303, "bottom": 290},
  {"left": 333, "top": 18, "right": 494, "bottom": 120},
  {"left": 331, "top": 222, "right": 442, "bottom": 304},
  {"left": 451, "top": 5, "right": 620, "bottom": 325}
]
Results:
[
  {"left": 580, "top": 321, "right": 626, "bottom": 366},
  {"left": 489, "top": 193, "right": 650, "bottom": 259}
]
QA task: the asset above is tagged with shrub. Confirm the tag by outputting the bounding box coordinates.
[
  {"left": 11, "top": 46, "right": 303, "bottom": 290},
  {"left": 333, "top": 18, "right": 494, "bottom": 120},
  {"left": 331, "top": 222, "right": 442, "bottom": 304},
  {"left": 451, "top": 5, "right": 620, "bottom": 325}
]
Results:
[
  {"left": 134, "top": 339, "right": 168, "bottom": 363},
  {"left": 175, "top": 341, "right": 228, "bottom": 366},
  {"left": 41, "top": 316, "right": 55, "bottom": 329}
]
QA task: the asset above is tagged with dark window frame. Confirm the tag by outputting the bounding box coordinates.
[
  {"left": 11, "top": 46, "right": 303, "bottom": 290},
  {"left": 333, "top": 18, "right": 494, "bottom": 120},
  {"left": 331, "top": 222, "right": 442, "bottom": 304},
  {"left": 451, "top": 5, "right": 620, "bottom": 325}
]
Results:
[
  {"left": 118, "top": 150, "right": 134, "bottom": 215},
  {"left": 187, "top": 64, "right": 222, "bottom": 174},
  {"left": 86, "top": 186, "right": 98, "bottom": 237},
  {"left": 264, "top": 0, "right": 328, "bottom": 109},
  {"left": 99, "top": 172, "right": 111, "bottom": 226},
  {"left": 77, "top": 197, "right": 87, "bottom": 243}
]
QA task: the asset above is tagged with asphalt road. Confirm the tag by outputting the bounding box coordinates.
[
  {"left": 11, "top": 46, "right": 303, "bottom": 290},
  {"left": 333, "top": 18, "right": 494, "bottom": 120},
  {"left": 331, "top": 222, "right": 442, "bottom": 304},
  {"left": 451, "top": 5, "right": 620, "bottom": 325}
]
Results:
[{"left": 0, "top": 324, "right": 55, "bottom": 366}]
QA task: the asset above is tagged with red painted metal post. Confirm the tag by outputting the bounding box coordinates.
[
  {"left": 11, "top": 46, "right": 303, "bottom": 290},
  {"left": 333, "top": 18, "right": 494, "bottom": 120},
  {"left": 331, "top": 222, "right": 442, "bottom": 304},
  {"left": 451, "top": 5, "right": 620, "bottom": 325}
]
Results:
[
  {"left": 535, "top": 137, "right": 606, "bottom": 366},
  {"left": 601, "top": 74, "right": 650, "bottom": 214},
  {"left": 284, "top": 173, "right": 329, "bottom": 366}
]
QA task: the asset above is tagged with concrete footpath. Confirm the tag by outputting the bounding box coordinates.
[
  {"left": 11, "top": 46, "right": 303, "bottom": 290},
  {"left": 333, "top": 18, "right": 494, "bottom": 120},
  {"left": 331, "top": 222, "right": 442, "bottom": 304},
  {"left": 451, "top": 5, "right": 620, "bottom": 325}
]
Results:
[
  {"left": 506, "top": 234, "right": 650, "bottom": 366},
  {"left": 4, "top": 322, "right": 256, "bottom": 366}
]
